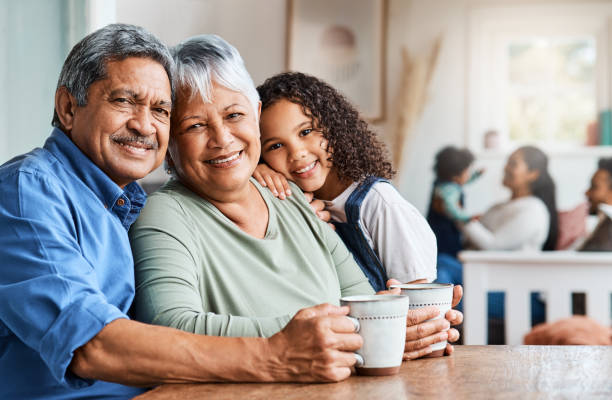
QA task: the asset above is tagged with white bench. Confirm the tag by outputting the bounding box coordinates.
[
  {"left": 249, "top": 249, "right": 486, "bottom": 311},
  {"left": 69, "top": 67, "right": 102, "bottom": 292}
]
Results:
[{"left": 459, "top": 250, "right": 612, "bottom": 345}]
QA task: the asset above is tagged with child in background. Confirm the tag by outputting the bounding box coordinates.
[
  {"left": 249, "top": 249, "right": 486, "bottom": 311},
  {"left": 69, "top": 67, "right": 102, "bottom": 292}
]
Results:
[
  {"left": 255, "top": 72, "right": 437, "bottom": 292},
  {"left": 427, "top": 146, "right": 482, "bottom": 258}
]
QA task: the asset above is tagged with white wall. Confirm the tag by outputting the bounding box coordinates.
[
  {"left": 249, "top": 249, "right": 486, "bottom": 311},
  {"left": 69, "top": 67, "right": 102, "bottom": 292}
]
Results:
[
  {"left": 118, "top": 0, "right": 609, "bottom": 213},
  {"left": 116, "top": 0, "right": 286, "bottom": 85}
]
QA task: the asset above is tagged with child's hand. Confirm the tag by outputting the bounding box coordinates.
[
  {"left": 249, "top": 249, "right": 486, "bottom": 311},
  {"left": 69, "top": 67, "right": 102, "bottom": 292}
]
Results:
[
  {"left": 304, "top": 192, "right": 335, "bottom": 230},
  {"left": 253, "top": 164, "right": 292, "bottom": 199}
]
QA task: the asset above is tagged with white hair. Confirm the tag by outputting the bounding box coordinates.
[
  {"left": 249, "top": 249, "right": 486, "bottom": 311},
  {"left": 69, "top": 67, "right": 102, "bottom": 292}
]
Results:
[{"left": 171, "top": 34, "right": 259, "bottom": 117}]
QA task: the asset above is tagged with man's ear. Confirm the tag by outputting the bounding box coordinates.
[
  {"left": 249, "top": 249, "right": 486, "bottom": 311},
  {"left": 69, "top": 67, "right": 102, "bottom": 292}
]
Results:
[{"left": 55, "top": 87, "right": 77, "bottom": 133}]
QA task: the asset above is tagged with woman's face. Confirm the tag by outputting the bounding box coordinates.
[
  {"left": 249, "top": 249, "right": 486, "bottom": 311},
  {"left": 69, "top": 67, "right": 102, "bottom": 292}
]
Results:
[
  {"left": 168, "top": 82, "right": 261, "bottom": 201},
  {"left": 502, "top": 149, "right": 538, "bottom": 193}
]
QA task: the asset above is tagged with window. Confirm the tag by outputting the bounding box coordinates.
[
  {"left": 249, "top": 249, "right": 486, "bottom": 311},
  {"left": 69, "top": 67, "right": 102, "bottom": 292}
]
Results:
[
  {"left": 507, "top": 37, "right": 596, "bottom": 146},
  {"left": 468, "top": 4, "right": 612, "bottom": 153}
]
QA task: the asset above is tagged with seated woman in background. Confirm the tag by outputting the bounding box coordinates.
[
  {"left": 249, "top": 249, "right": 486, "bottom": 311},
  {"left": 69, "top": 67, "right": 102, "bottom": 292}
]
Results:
[
  {"left": 462, "top": 145, "right": 558, "bottom": 251},
  {"left": 129, "top": 34, "right": 462, "bottom": 359},
  {"left": 435, "top": 145, "right": 557, "bottom": 342}
]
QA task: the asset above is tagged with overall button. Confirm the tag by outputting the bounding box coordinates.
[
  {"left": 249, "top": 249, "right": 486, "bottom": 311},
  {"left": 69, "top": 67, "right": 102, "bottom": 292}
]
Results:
[{"left": 116, "top": 198, "right": 126, "bottom": 207}]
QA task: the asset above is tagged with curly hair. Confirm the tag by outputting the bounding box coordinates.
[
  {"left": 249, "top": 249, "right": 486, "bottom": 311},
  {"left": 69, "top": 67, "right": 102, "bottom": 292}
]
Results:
[{"left": 257, "top": 72, "right": 394, "bottom": 182}]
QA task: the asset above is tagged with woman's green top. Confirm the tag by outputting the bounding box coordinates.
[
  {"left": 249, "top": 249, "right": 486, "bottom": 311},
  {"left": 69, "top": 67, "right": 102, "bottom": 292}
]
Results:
[{"left": 130, "top": 178, "right": 374, "bottom": 337}]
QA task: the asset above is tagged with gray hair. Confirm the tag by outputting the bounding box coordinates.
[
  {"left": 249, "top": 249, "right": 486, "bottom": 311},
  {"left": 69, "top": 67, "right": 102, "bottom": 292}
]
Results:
[
  {"left": 171, "top": 34, "right": 260, "bottom": 117},
  {"left": 52, "top": 23, "right": 174, "bottom": 128}
]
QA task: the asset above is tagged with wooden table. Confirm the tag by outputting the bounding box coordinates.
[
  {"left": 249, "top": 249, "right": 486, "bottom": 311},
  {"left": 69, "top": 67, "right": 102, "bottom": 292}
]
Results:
[{"left": 134, "top": 346, "right": 612, "bottom": 399}]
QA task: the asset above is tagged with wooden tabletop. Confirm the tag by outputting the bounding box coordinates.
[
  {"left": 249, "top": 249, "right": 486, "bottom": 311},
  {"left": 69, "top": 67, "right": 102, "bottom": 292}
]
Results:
[{"left": 134, "top": 345, "right": 612, "bottom": 399}]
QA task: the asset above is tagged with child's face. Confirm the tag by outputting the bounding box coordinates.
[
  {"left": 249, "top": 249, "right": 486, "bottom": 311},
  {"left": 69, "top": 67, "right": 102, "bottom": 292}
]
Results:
[{"left": 259, "top": 99, "right": 333, "bottom": 193}]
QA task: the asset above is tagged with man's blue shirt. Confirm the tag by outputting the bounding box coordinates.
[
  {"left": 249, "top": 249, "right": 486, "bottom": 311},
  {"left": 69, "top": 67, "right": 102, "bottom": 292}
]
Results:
[{"left": 0, "top": 128, "right": 147, "bottom": 399}]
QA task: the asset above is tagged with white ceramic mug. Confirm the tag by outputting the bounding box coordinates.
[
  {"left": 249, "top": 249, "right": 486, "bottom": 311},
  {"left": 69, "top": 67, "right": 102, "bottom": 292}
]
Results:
[
  {"left": 340, "top": 294, "right": 410, "bottom": 376},
  {"left": 390, "top": 283, "right": 453, "bottom": 357}
]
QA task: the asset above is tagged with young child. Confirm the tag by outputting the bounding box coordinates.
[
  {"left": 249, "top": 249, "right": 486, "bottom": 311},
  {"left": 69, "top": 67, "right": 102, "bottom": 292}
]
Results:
[
  {"left": 427, "top": 146, "right": 482, "bottom": 257},
  {"left": 255, "top": 72, "right": 436, "bottom": 291}
]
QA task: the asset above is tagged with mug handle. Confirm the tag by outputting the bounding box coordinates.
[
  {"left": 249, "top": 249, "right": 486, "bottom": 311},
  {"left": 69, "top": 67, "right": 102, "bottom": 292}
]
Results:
[
  {"left": 346, "top": 316, "right": 360, "bottom": 333},
  {"left": 346, "top": 316, "right": 364, "bottom": 367},
  {"left": 354, "top": 353, "right": 364, "bottom": 367}
]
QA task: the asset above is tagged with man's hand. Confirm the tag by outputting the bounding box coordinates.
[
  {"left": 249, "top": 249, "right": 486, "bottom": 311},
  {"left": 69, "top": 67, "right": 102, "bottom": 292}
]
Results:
[
  {"left": 265, "top": 304, "right": 362, "bottom": 382},
  {"left": 385, "top": 279, "right": 463, "bottom": 359},
  {"left": 443, "top": 284, "right": 463, "bottom": 355}
]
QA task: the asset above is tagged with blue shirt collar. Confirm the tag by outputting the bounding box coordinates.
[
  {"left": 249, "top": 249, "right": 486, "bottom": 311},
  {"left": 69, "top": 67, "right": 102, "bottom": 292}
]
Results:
[{"left": 44, "top": 128, "right": 147, "bottom": 229}]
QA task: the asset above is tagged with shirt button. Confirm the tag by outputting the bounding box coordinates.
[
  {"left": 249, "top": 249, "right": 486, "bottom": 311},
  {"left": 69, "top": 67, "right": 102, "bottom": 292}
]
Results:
[{"left": 117, "top": 198, "right": 126, "bottom": 207}]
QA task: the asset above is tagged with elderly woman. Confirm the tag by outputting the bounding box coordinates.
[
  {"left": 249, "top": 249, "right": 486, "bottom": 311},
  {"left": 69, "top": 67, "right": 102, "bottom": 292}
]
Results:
[{"left": 130, "top": 34, "right": 462, "bottom": 359}]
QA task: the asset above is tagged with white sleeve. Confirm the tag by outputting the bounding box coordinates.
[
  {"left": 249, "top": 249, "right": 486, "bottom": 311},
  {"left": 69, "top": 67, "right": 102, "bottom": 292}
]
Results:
[
  {"left": 462, "top": 200, "right": 548, "bottom": 250},
  {"left": 360, "top": 183, "right": 437, "bottom": 283}
]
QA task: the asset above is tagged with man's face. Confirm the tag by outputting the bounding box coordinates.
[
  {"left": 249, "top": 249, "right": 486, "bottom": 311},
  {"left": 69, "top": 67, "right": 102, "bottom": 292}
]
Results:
[
  {"left": 67, "top": 57, "right": 172, "bottom": 187},
  {"left": 585, "top": 169, "right": 612, "bottom": 214}
]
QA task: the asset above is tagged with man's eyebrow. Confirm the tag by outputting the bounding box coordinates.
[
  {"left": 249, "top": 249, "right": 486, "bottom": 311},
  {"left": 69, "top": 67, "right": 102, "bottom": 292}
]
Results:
[
  {"left": 109, "top": 89, "right": 171, "bottom": 107},
  {"left": 156, "top": 99, "right": 172, "bottom": 107},
  {"left": 109, "top": 89, "right": 137, "bottom": 98}
]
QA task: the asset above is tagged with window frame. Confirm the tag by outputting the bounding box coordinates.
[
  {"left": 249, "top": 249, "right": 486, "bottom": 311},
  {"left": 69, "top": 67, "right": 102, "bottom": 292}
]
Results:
[{"left": 467, "top": 3, "right": 612, "bottom": 154}]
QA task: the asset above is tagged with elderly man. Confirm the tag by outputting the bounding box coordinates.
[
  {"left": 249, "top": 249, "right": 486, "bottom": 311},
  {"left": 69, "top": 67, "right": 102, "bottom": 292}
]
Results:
[
  {"left": 0, "top": 24, "right": 366, "bottom": 399},
  {"left": 580, "top": 157, "right": 612, "bottom": 251}
]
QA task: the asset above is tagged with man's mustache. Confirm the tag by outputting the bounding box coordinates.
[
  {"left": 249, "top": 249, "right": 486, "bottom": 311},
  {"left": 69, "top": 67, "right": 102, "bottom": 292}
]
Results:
[{"left": 110, "top": 134, "right": 158, "bottom": 149}]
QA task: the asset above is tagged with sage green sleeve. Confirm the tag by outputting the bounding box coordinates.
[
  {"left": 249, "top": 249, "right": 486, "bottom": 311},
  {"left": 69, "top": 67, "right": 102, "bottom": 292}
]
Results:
[{"left": 130, "top": 194, "right": 291, "bottom": 338}]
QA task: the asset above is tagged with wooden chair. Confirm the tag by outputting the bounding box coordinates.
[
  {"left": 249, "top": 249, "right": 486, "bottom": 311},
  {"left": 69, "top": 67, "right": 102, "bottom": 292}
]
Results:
[{"left": 459, "top": 250, "right": 612, "bottom": 345}]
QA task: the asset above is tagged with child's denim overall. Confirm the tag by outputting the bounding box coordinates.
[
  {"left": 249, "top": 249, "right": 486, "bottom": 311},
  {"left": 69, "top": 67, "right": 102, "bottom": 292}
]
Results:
[{"left": 333, "top": 176, "right": 389, "bottom": 292}]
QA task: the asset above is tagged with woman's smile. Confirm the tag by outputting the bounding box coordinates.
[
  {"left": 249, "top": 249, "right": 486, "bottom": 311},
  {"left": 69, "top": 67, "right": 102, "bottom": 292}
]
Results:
[{"left": 205, "top": 150, "right": 243, "bottom": 167}]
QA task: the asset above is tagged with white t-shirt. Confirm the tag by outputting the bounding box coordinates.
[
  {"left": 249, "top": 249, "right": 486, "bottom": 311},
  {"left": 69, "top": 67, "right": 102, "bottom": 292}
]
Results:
[
  {"left": 324, "top": 181, "right": 437, "bottom": 283},
  {"left": 462, "top": 196, "right": 549, "bottom": 251}
]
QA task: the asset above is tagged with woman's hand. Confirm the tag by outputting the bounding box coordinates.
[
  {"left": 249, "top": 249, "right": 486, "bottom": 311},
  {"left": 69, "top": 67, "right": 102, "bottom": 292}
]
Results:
[
  {"left": 253, "top": 163, "right": 291, "bottom": 199},
  {"left": 265, "top": 303, "right": 362, "bottom": 382}
]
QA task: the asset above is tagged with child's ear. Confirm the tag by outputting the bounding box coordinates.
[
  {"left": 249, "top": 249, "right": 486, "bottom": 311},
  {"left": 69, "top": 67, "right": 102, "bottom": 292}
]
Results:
[{"left": 257, "top": 101, "right": 262, "bottom": 121}]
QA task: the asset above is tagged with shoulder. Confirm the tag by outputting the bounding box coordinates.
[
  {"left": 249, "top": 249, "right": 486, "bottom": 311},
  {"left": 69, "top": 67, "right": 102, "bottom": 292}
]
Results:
[
  {"left": 365, "top": 181, "right": 408, "bottom": 206},
  {"left": 135, "top": 180, "right": 194, "bottom": 227},
  {"left": 0, "top": 148, "right": 59, "bottom": 185},
  {"left": 264, "top": 179, "right": 313, "bottom": 214},
  {"left": 487, "top": 196, "right": 547, "bottom": 220},
  {"left": 434, "top": 182, "right": 460, "bottom": 197},
  {"left": 0, "top": 150, "right": 69, "bottom": 210},
  {"left": 362, "top": 181, "right": 423, "bottom": 219},
  {"left": 515, "top": 196, "right": 548, "bottom": 214}
]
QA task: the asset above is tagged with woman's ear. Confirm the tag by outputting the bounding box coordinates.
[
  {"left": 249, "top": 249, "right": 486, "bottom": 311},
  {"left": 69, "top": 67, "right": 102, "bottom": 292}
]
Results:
[
  {"left": 527, "top": 169, "right": 540, "bottom": 183},
  {"left": 54, "top": 87, "right": 77, "bottom": 133}
]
